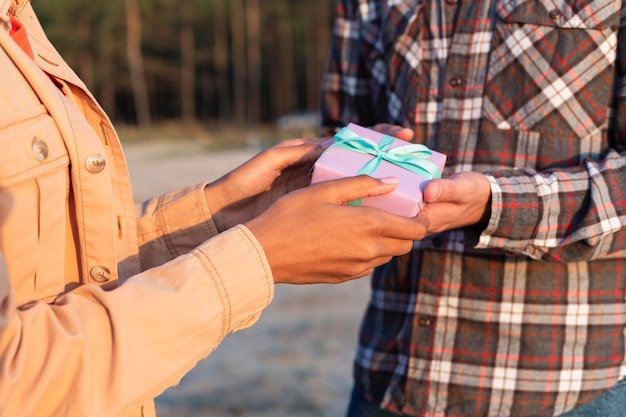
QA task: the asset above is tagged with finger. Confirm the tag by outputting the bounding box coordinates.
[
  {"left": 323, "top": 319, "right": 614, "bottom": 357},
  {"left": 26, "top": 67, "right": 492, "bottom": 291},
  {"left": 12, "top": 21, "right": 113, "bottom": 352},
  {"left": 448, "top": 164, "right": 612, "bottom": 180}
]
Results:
[
  {"left": 264, "top": 141, "right": 325, "bottom": 169},
  {"left": 320, "top": 137, "right": 335, "bottom": 149},
  {"left": 377, "top": 237, "right": 414, "bottom": 256},
  {"left": 311, "top": 175, "right": 399, "bottom": 204},
  {"left": 376, "top": 214, "right": 429, "bottom": 241},
  {"left": 371, "top": 124, "right": 415, "bottom": 141},
  {"left": 273, "top": 137, "right": 325, "bottom": 147},
  {"left": 423, "top": 178, "right": 457, "bottom": 203},
  {"left": 349, "top": 207, "right": 428, "bottom": 241}
]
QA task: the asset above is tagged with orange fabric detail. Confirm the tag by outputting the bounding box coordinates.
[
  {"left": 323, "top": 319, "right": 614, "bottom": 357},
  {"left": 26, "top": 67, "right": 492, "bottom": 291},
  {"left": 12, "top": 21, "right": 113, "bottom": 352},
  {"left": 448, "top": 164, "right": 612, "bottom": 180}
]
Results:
[
  {"left": 8, "top": 16, "right": 34, "bottom": 59},
  {"left": 8, "top": 15, "right": 65, "bottom": 94}
]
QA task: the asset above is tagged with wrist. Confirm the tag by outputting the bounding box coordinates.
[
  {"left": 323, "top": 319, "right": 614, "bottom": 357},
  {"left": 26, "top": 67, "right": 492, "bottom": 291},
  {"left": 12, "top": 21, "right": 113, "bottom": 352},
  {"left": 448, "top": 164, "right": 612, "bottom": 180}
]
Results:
[{"left": 204, "top": 179, "right": 233, "bottom": 232}]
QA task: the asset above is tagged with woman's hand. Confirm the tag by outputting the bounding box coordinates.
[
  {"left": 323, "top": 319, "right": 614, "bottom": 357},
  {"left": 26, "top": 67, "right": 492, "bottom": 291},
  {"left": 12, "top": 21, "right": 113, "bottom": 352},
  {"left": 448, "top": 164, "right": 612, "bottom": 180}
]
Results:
[
  {"left": 246, "top": 175, "right": 430, "bottom": 284},
  {"left": 205, "top": 138, "right": 326, "bottom": 231},
  {"left": 371, "top": 123, "right": 415, "bottom": 141}
]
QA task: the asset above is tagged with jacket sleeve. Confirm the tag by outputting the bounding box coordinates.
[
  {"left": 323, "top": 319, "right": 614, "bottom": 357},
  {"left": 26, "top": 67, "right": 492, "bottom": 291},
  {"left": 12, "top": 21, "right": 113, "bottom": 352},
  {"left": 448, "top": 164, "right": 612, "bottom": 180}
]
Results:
[
  {"left": 134, "top": 182, "right": 221, "bottom": 270},
  {"left": 0, "top": 225, "right": 274, "bottom": 417}
]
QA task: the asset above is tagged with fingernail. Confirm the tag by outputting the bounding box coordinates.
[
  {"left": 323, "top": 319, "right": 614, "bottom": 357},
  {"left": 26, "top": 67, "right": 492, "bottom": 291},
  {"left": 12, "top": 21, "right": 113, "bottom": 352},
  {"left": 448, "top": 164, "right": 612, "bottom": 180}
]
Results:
[
  {"left": 430, "top": 183, "right": 442, "bottom": 201},
  {"left": 320, "top": 138, "right": 335, "bottom": 149},
  {"left": 380, "top": 177, "right": 399, "bottom": 185}
]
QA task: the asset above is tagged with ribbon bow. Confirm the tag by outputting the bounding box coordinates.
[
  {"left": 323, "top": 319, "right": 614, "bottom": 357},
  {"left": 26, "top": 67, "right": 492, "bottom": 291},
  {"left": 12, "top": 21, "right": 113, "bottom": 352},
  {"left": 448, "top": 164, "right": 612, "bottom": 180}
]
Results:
[{"left": 330, "top": 127, "right": 442, "bottom": 180}]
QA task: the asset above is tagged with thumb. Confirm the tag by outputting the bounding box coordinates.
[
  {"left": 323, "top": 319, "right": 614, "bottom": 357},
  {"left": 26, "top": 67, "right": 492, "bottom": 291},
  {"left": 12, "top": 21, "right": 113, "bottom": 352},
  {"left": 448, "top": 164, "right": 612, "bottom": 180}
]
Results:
[
  {"left": 270, "top": 141, "right": 325, "bottom": 165},
  {"left": 313, "top": 175, "right": 399, "bottom": 205},
  {"left": 423, "top": 179, "right": 457, "bottom": 203}
]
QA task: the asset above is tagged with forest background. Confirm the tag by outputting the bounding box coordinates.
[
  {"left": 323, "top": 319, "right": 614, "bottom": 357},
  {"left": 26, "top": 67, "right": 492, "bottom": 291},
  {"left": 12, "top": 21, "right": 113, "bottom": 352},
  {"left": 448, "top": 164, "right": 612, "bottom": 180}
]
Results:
[{"left": 36, "top": 0, "right": 337, "bottom": 144}]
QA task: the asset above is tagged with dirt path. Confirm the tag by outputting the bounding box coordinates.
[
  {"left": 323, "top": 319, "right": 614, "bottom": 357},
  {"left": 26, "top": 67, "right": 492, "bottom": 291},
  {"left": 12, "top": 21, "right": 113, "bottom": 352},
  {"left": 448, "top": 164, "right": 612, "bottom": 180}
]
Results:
[{"left": 123, "top": 140, "right": 370, "bottom": 417}]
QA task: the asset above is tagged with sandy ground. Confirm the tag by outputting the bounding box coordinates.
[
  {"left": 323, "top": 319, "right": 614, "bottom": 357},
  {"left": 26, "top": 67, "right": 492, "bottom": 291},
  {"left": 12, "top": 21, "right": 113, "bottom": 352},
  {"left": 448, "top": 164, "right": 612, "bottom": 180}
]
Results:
[{"left": 123, "top": 140, "right": 371, "bottom": 417}]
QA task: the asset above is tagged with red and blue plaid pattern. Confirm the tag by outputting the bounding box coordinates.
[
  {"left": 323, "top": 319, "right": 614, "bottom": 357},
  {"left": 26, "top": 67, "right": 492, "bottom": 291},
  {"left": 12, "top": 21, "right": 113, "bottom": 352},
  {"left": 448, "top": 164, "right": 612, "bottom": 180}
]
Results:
[{"left": 321, "top": 1, "right": 626, "bottom": 416}]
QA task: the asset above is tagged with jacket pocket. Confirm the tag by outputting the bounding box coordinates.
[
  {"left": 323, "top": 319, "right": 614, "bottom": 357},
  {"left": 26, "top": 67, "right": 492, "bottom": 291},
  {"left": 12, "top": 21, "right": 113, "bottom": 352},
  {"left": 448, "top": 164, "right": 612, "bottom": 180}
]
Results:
[
  {"left": 0, "top": 105, "right": 70, "bottom": 305},
  {"left": 479, "top": 0, "right": 620, "bottom": 170}
]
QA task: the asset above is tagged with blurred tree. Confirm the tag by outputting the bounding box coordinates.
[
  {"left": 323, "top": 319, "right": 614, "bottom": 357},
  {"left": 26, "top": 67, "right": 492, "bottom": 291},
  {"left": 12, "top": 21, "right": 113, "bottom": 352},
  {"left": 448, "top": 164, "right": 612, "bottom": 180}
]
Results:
[
  {"left": 210, "top": 0, "right": 231, "bottom": 120},
  {"left": 305, "top": 1, "right": 332, "bottom": 111},
  {"left": 34, "top": 0, "right": 337, "bottom": 128},
  {"left": 246, "top": 0, "right": 261, "bottom": 125},
  {"left": 125, "top": 0, "right": 151, "bottom": 130},
  {"left": 230, "top": 0, "right": 247, "bottom": 124},
  {"left": 95, "top": 2, "right": 124, "bottom": 118},
  {"left": 267, "top": 1, "right": 297, "bottom": 120},
  {"left": 179, "top": 0, "right": 196, "bottom": 128}
]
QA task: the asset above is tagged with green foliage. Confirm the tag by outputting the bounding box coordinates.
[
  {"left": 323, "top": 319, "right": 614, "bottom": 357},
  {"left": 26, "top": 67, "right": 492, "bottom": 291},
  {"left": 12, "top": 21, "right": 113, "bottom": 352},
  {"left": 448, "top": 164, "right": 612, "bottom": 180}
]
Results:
[{"left": 32, "top": 0, "right": 337, "bottom": 126}]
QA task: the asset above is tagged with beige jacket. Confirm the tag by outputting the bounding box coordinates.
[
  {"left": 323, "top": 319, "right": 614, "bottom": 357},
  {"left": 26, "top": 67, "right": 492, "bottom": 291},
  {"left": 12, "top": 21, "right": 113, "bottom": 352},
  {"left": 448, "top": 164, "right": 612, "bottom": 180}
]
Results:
[{"left": 0, "top": 2, "right": 274, "bottom": 416}]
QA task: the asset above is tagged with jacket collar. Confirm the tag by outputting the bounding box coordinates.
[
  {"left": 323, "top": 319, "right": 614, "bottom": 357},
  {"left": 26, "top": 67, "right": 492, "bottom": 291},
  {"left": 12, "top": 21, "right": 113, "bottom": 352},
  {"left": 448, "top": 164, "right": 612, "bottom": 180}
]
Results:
[
  {"left": 1, "top": 1, "right": 10, "bottom": 19},
  {"left": 9, "top": 1, "right": 90, "bottom": 94}
]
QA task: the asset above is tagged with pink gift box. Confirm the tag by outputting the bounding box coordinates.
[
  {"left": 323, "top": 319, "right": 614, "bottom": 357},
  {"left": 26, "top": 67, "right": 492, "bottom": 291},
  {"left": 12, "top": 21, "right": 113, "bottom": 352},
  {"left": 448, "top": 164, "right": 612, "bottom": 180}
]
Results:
[{"left": 310, "top": 123, "right": 447, "bottom": 217}]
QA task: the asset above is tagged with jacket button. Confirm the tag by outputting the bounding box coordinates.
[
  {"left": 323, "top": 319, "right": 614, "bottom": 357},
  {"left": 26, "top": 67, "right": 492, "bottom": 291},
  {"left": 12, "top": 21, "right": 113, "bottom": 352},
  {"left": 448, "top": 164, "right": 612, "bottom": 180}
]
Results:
[
  {"left": 85, "top": 153, "right": 106, "bottom": 173},
  {"left": 90, "top": 265, "right": 111, "bottom": 283},
  {"left": 32, "top": 138, "right": 49, "bottom": 161}
]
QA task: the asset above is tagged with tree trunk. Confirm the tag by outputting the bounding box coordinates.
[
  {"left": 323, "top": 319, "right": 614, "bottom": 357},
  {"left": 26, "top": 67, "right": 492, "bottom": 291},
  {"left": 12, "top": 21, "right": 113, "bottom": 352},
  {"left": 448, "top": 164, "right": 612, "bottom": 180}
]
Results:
[
  {"left": 271, "top": 2, "right": 297, "bottom": 119},
  {"left": 98, "top": 27, "right": 117, "bottom": 118},
  {"left": 125, "top": 0, "right": 151, "bottom": 130},
  {"left": 304, "top": 1, "right": 329, "bottom": 112},
  {"left": 315, "top": 1, "right": 333, "bottom": 112},
  {"left": 180, "top": 0, "right": 196, "bottom": 128},
  {"left": 229, "top": 0, "right": 247, "bottom": 124},
  {"left": 76, "top": 5, "right": 94, "bottom": 89},
  {"left": 245, "top": 0, "right": 261, "bottom": 125},
  {"left": 211, "top": 0, "right": 230, "bottom": 120}
]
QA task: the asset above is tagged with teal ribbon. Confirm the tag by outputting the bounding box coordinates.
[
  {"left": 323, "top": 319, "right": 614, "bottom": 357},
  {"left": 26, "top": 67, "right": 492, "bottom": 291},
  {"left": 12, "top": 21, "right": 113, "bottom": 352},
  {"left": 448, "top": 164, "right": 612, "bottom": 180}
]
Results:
[{"left": 329, "top": 127, "right": 442, "bottom": 207}]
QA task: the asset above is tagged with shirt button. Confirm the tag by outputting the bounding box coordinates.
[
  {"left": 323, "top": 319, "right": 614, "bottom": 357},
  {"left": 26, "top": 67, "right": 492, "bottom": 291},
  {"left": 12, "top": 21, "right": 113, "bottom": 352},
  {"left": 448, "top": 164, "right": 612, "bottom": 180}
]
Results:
[
  {"left": 31, "top": 138, "right": 49, "bottom": 161},
  {"left": 432, "top": 236, "right": 443, "bottom": 248},
  {"left": 418, "top": 316, "right": 434, "bottom": 327},
  {"left": 449, "top": 77, "right": 463, "bottom": 87},
  {"left": 85, "top": 153, "right": 106, "bottom": 173},
  {"left": 549, "top": 9, "right": 562, "bottom": 20},
  {"left": 90, "top": 265, "right": 112, "bottom": 283}
]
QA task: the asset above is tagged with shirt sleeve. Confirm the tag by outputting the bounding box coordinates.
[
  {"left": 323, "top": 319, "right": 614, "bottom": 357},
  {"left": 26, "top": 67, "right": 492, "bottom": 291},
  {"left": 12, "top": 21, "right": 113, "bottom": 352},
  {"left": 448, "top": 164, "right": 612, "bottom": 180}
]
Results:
[
  {"left": 0, "top": 225, "right": 274, "bottom": 417},
  {"left": 320, "top": 0, "right": 378, "bottom": 135},
  {"left": 476, "top": 13, "right": 626, "bottom": 262},
  {"left": 477, "top": 150, "right": 626, "bottom": 262}
]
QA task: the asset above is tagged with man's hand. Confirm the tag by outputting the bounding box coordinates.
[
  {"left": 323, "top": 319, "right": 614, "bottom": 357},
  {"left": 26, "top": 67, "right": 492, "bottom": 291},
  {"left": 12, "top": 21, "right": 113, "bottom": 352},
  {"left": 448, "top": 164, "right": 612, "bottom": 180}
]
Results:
[
  {"left": 245, "top": 175, "right": 429, "bottom": 284},
  {"left": 205, "top": 138, "right": 326, "bottom": 231},
  {"left": 418, "top": 172, "right": 492, "bottom": 234},
  {"left": 370, "top": 124, "right": 492, "bottom": 235}
]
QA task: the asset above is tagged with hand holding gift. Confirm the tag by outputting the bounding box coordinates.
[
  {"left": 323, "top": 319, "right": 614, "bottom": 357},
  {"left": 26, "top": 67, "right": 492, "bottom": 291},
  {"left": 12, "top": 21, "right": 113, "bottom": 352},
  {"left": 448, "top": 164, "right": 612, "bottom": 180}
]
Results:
[
  {"left": 311, "top": 123, "right": 447, "bottom": 217},
  {"left": 420, "top": 172, "right": 492, "bottom": 234}
]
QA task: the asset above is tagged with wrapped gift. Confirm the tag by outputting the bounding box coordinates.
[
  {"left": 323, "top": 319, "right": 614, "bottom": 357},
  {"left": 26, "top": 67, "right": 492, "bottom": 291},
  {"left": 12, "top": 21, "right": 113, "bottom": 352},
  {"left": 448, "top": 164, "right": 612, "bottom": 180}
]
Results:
[{"left": 310, "top": 123, "right": 447, "bottom": 217}]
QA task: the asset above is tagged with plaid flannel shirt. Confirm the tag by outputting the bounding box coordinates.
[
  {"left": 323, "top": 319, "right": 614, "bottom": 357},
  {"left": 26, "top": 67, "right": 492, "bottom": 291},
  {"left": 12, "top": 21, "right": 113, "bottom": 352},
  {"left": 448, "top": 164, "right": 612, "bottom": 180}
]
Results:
[{"left": 321, "top": 1, "right": 626, "bottom": 416}]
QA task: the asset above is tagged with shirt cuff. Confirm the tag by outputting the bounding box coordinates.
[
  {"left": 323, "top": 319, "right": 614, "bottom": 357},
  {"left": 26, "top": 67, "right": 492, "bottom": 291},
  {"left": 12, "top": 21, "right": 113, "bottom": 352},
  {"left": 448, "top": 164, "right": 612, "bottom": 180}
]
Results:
[
  {"left": 477, "top": 173, "right": 541, "bottom": 252},
  {"left": 193, "top": 224, "right": 274, "bottom": 332}
]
